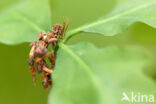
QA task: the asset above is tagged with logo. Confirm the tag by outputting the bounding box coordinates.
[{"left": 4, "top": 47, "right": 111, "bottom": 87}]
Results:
[{"left": 121, "top": 92, "right": 154, "bottom": 103}]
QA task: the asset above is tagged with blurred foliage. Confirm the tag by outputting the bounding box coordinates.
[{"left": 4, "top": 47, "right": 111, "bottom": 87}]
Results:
[
  {"left": 0, "top": 0, "right": 19, "bottom": 11},
  {"left": 0, "top": 43, "right": 48, "bottom": 104},
  {"left": 64, "top": 0, "right": 156, "bottom": 42},
  {"left": 0, "top": 0, "right": 49, "bottom": 103},
  {"left": 0, "top": 0, "right": 51, "bottom": 44}
]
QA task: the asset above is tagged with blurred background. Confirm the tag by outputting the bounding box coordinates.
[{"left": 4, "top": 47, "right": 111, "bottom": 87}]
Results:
[{"left": 0, "top": 0, "right": 156, "bottom": 104}]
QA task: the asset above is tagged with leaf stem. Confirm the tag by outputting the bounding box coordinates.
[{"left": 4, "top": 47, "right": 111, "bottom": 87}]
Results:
[{"left": 63, "top": 28, "right": 82, "bottom": 43}]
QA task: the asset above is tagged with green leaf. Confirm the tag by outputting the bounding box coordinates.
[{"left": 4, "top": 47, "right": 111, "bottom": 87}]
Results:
[
  {"left": 65, "top": 0, "right": 156, "bottom": 42},
  {"left": 0, "top": 0, "right": 51, "bottom": 45},
  {"left": 48, "top": 43, "right": 156, "bottom": 104}
]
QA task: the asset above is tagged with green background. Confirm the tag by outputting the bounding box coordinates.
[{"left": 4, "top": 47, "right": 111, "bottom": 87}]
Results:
[{"left": 0, "top": 0, "right": 155, "bottom": 104}]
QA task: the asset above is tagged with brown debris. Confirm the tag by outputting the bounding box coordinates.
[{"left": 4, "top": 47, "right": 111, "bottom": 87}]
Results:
[{"left": 28, "top": 17, "right": 69, "bottom": 89}]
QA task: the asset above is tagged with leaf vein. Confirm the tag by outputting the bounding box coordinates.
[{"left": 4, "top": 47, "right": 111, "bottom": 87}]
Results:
[
  {"left": 12, "top": 12, "right": 45, "bottom": 32},
  {"left": 59, "top": 43, "right": 105, "bottom": 103}
]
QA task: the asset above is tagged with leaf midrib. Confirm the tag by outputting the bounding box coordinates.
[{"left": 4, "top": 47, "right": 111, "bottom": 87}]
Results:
[
  {"left": 64, "top": 0, "right": 156, "bottom": 42},
  {"left": 59, "top": 43, "right": 106, "bottom": 103}
]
